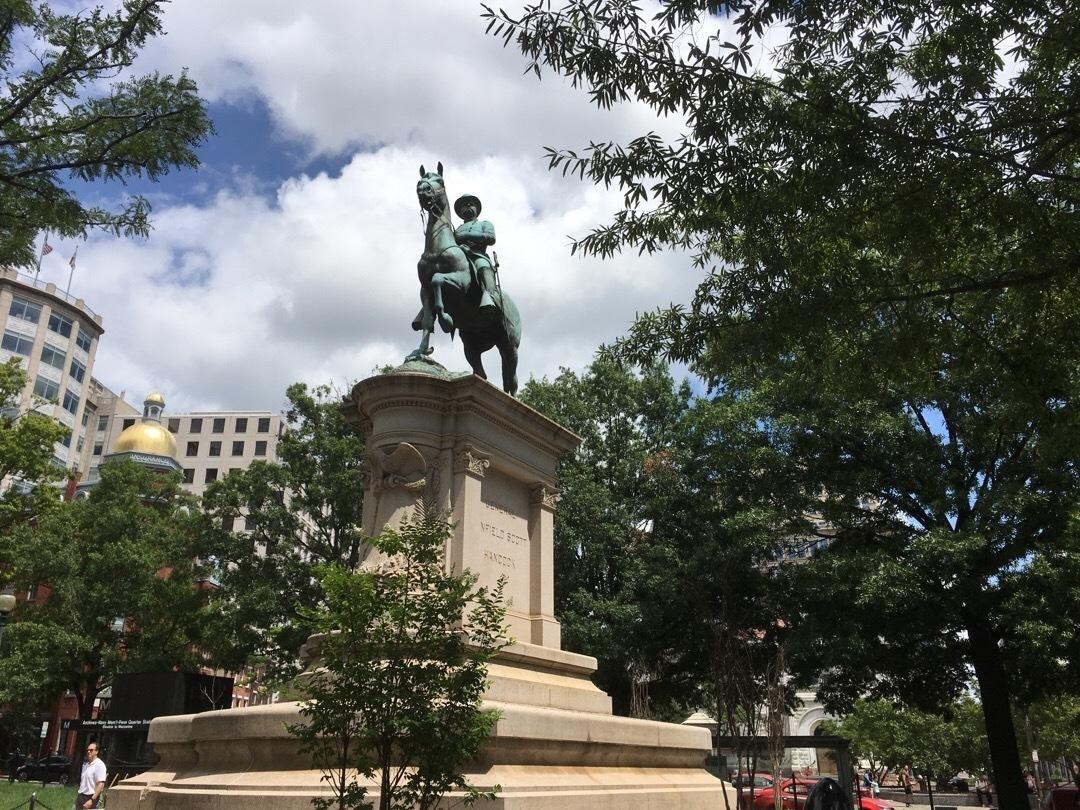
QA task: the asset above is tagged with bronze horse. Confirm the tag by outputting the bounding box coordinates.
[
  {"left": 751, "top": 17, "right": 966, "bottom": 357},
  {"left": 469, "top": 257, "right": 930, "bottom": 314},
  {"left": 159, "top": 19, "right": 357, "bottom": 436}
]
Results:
[{"left": 409, "top": 163, "right": 522, "bottom": 396}]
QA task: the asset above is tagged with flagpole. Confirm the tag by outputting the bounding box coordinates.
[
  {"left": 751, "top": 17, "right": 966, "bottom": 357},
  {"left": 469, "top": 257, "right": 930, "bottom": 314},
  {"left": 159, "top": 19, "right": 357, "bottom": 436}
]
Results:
[
  {"left": 66, "top": 247, "right": 78, "bottom": 295},
  {"left": 34, "top": 231, "right": 49, "bottom": 281}
]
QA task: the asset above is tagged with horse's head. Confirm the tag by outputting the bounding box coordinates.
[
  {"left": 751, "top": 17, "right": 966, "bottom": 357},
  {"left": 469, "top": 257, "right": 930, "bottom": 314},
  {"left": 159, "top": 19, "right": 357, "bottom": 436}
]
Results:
[{"left": 417, "top": 162, "right": 447, "bottom": 214}]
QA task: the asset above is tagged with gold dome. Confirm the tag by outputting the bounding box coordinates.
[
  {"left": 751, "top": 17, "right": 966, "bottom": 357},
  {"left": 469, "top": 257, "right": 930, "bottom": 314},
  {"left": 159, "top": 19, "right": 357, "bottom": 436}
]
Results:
[
  {"left": 145, "top": 392, "right": 166, "bottom": 407},
  {"left": 112, "top": 422, "right": 178, "bottom": 459}
]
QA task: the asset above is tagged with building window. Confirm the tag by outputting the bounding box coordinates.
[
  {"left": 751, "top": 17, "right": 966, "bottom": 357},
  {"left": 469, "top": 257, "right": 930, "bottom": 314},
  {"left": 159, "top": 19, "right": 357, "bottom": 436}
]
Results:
[
  {"left": 258, "top": 416, "right": 271, "bottom": 432},
  {"left": 186, "top": 441, "right": 199, "bottom": 456},
  {"left": 69, "top": 357, "right": 86, "bottom": 383},
  {"left": 93, "top": 443, "right": 103, "bottom": 455},
  {"left": 40, "top": 343, "right": 66, "bottom": 370},
  {"left": 205, "top": 468, "right": 218, "bottom": 483},
  {"left": 61, "top": 433, "right": 71, "bottom": 447},
  {"left": 183, "top": 468, "right": 194, "bottom": 484},
  {"left": 62, "top": 390, "right": 79, "bottom": 414},
  {"left": 1, "top": 330, "right": 33, "bottom": 356},
  {"left": 97, "top": 415, "right": 109, "bottom": 431},
  {"left": 48, "top": 312, "right": 73, "bottom": 338},
  {"left": 235, "top": 417, "right": 248, "bottom": 432},
  {"left": 76, "top": 436, "right": 84, "bottom": 453},
  {"left": 9, "top": 297, "right": 41, "bottom": 323},
  {"left": 212, "top": 417, "right": 225, "bottom": 433},
  {"left": 254, "top": 440, "right": 267, "bottom": 457},
  {"left": 231, "top": 440, "right": 244, "bottom": 456},
  {"left": 33, "top": 375, "right": 59, "bottom": 401},
  {"left": 122, "top": 418, "right": 135, "bottom": 430},
  {"left": 209, "top": 440, "right": 221, "bottom": 457},
  {"left": 189, "top": 417, "right": 202, "bottom": 433},
  {"left": 81, "top": 410, "right": 90, "bottom": 427},
  {"left": 168, "top": 417, "right": 180, "bottom": 433},
  {"left": 221, "top": 515, "right": 234, "bottom": 531},
  {"left": 75, "top": 328, "right": 92, "bottom": 352}
]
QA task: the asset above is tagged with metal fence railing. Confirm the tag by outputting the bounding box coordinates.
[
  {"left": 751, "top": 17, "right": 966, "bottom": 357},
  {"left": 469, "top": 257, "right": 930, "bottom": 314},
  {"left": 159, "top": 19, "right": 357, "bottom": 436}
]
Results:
[{"left": 3, "top": 792, "right": 63, "bottom": 810}]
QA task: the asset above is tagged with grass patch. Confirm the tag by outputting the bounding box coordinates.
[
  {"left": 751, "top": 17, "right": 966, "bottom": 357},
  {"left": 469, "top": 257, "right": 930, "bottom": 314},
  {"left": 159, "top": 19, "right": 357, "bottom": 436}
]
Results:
[{"left": 0, "top": 782, "right": 76, "bottom": 810}]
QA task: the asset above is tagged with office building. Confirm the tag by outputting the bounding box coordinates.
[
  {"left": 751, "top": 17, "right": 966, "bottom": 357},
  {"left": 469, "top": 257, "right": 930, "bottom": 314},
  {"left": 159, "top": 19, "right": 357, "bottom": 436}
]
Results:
[{"left": 0, "top": 266, "right": 104, "bottom": 471}]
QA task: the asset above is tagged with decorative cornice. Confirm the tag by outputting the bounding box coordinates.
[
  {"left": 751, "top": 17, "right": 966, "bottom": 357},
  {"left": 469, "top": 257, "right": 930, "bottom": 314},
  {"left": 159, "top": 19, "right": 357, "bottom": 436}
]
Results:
[
  {"left": 530, "top": 484, "right": 559, "bottom": 511},
  {"left": 455, "top": 444, "right": 490, "bottom": 477}
]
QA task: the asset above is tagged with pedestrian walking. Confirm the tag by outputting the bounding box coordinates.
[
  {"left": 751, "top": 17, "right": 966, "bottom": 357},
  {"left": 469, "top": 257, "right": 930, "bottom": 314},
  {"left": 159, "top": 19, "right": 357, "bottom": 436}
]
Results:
[
  {"left": 899, "top": 765, "right": 913, "bottom": 804},
  {"left": 76, "top": 743, "right": 106, "bottom": 809},
  {"left": 975, "top": 774, "right": 993, "bottom": 807}
]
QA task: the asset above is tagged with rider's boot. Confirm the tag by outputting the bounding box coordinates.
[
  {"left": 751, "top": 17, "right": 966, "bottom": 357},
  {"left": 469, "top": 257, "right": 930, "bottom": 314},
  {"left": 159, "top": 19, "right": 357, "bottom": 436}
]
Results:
[
  {"left": 478, "top": 267, "right": 497, "bottom": 312},
  {"left": 438, "top": 310, "right": 455, "bottom": 332}
]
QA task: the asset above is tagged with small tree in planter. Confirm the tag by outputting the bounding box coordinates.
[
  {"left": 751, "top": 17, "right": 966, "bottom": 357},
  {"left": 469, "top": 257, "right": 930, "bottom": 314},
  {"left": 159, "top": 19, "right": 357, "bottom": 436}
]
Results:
[{"left": 291, "top": 506, "right": 507, "bottom": 810}]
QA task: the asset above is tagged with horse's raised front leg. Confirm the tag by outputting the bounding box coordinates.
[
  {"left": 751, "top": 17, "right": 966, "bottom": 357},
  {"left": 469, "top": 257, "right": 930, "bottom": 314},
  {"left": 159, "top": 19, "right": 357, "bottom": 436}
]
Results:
[{"left": 431, "top": 274, "right": 455, "bottom": 332}]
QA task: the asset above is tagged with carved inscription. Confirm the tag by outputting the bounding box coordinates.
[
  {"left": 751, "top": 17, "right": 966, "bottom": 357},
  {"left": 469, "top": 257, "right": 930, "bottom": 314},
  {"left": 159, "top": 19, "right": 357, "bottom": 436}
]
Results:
[
  {"left": 477, "top": 470, "right": 532, "bottom": 610},
  {"left": 483, "top": 549, "right": 516, "bottom": 569},
  {"left": 481, "top": 496, "right": 529, "bottom": 548}
]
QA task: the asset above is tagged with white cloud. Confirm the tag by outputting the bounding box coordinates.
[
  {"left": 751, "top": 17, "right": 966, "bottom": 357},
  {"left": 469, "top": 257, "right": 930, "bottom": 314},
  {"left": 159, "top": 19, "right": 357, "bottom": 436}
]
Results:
[
  {"left": 30, "top": 1, "right": 707, "bottom": 411},
  {"left": 139, "top": 0, "right": 677, "bottom": 160}
]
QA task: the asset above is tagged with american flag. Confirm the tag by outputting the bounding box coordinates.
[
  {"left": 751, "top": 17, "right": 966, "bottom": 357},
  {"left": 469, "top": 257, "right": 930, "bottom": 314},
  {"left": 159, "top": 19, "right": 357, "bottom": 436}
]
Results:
[
  {"left": 68, "top": 250, "right": 77, "bottom": 269},
  {"left": 41, "top": 241, "right": 53, "bottom": 255}
]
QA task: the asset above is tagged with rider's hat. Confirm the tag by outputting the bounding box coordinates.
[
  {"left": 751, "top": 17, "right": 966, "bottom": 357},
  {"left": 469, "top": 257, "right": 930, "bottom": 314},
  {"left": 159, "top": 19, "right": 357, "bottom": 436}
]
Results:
[{"left": 454, "top": 194, "right": 482, "bottom": 218}]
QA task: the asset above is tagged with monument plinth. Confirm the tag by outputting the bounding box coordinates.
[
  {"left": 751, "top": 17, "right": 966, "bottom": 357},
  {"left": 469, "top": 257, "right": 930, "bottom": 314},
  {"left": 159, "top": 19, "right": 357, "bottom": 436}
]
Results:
[
  {"left": 350, "top": 363, "right": 571, "bottom": 648},
  {"left": 109, "top": 368, "right": 733, "bottom": 810}
]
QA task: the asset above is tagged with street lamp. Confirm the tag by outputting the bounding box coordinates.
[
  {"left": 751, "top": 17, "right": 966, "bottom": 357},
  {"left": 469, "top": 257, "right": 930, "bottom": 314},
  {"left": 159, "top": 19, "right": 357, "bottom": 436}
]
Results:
[{"left": 0, "top": 589, "right": 16, "bottom": 644}]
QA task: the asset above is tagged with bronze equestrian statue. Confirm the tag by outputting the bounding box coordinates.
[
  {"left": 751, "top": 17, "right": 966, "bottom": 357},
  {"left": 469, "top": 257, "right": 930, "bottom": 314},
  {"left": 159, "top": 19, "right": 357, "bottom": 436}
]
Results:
[{"left": 409, "top": 163, "right": 522, "bottom": 396}]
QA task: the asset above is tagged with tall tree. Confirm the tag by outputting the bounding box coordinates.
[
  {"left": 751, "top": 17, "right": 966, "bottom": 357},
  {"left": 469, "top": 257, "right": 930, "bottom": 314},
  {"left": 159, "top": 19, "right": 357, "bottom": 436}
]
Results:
[
  {"left": 487, "top": 4, "right": 1080, "bottom": 806},
  {"left": 521, "top": 358, "right": 793, "bottom": 733},
  {"left": 200, "top": 383, "right": 365, "bottom": 679},
  {"left": 0, "top": 0, "right": 213, "bottom": 266},
  {"left": 520, "top": 358, "right": 696, "bottom": 717},
  {"left": 0, "top": 460, "right": 215, "bottom": 736},
  {"left": 0, "top": 358, "right": 67, "bottom": 533}
]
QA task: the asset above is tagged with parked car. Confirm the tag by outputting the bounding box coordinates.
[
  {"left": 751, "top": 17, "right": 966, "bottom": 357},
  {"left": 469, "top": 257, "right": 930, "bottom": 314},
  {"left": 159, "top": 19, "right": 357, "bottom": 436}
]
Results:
[
  {"left": 731, "top": 772, "right": 810, "bottom": 808},
  {"left": 16, "top": 755, "right": 72, "bottom": 785},
  {"left": 744, "top": 776, "right": 897, "bottom": 810}
]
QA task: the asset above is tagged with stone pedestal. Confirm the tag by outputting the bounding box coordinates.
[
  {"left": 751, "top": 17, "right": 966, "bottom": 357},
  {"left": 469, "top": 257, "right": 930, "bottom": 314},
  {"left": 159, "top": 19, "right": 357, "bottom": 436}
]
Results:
[{"left": 108, "top": 367, "right": 733, "bottom": 810}]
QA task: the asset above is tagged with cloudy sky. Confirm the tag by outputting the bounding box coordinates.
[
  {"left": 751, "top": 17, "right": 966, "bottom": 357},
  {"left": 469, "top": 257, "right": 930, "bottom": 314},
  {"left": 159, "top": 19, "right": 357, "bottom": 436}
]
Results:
[{"left": 32, "top": 1, "right": 706, "bottom": 412}]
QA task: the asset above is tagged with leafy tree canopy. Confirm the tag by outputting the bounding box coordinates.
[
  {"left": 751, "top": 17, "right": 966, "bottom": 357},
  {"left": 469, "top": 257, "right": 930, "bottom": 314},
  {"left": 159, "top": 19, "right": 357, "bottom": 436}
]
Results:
[
  {"left": 200, "top": 382, "right": 365, "bottom": 679},
  {"left": 0, "top": 0, "right": 213, "bottom": 266},
  {"left": 485, "top": 0, "right": 1078, "bottom": 331},
  {"left": 0, "top": 459, "right": 215, "bottom": 721},
  {"left": 821, "top": 698, "right": 979, "bottom": 784}
]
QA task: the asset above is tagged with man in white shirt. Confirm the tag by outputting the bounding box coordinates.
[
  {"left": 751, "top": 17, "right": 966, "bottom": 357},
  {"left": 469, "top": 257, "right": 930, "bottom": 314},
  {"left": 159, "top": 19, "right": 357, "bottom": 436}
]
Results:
[{"left": 77, "top": 743, "right": 106, "bottom": 809}]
